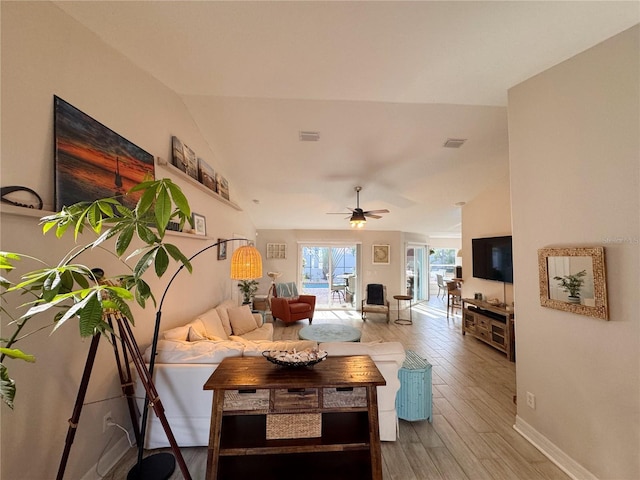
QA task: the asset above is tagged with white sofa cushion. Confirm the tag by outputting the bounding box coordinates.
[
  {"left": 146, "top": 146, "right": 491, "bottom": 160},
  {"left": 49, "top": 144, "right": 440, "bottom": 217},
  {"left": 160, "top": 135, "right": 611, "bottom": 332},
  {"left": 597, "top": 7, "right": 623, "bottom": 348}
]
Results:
[
  {"left": 228, "top": 305, "right": 258, "bottom": 335},
  {"left": 198, "top": 308, "right": 229, "bottom": 340},
  {"left": 233, "top": 322, "right": 274, "bottom": 341},
  {"left": 215, "top": 299, "right": 236, "bottom": 337},
  {"left": 146, "top": 339, "right": 244, "bottom": 364}
]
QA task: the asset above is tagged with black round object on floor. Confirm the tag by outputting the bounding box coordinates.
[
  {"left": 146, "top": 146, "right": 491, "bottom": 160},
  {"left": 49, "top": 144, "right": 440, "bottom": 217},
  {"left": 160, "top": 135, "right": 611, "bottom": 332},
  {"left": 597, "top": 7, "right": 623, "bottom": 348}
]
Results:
[{"left": 127, "top": 453, "right": 175, "bottom": 480}]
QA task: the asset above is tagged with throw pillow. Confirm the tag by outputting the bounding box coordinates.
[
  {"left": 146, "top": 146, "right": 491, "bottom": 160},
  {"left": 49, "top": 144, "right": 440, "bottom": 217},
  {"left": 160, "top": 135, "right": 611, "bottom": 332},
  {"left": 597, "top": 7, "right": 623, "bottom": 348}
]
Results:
[
  {"left": 198, "top": 308, "right": 228, "bottom": 340},
  {"left": 163, "top": 325, "right": 190, "bottom": 341},
  {"left": 215, "top": 300, "right": 235, "bottom": 337},
  {"left": 228, "top": 305, "right": 258, "bottom": 336}
]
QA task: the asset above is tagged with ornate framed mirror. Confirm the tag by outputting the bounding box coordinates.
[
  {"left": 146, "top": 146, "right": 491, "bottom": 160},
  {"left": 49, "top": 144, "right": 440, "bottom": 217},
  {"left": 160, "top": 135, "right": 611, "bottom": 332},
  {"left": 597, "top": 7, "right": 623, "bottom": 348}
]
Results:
[{"left": 538, "top": 246, "right": 608, "bottom": 320}]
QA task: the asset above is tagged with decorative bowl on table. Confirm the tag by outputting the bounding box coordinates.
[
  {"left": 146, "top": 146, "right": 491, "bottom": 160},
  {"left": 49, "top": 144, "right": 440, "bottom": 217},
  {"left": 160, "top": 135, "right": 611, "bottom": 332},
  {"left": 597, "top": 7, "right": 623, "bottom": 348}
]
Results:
[{"left": 262, "top": 349, "right": 328, "bottom": 368}]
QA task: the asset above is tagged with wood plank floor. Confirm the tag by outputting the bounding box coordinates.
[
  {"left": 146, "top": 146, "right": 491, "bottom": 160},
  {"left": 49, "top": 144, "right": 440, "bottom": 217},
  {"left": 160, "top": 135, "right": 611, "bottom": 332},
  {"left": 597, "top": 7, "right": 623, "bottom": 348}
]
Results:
[{"left": 105, "top": 299, "right": 569, "bottom": 480}]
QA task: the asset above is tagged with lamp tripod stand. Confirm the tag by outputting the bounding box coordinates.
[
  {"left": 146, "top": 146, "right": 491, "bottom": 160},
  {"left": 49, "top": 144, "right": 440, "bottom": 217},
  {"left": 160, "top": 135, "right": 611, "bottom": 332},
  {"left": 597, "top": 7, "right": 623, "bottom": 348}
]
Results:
[{"left": 56, "top": 311, "right": 191, "bottom": 480}]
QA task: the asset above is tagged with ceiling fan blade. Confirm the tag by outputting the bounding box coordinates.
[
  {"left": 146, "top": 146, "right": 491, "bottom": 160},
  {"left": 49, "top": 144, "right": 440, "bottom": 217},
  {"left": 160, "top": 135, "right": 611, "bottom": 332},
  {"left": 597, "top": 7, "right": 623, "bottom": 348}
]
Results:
[
  {"left": 364, "top": 214, "right": 383, "bottom": 219},
  {"left": 363, "top": 209, "right": 389, "bottom": 214}
]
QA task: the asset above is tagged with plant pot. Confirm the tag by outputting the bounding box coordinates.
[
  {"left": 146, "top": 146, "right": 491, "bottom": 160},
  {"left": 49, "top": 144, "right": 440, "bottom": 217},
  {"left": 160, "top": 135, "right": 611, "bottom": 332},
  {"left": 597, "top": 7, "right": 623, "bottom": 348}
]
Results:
[{"left": 567, "top": 296, "right": 581, "bottom": 304}]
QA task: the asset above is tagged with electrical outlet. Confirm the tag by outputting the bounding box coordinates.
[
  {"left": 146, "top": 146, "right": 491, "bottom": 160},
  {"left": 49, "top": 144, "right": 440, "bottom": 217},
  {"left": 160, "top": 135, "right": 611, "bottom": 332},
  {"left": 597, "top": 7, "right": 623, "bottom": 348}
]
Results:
[
  {"left": 103, "top": 411, "right": 112, "bottom": 433},
  {"left": 526, "top": 392, "right": 536, "bottom": 409}
]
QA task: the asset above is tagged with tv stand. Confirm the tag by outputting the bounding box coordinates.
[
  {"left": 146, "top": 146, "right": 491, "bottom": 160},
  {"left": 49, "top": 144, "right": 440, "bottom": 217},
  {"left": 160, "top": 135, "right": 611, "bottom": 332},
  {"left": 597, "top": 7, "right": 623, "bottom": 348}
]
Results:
[{"left": 462, "top": 298, "right": 515, "bottom": 361}]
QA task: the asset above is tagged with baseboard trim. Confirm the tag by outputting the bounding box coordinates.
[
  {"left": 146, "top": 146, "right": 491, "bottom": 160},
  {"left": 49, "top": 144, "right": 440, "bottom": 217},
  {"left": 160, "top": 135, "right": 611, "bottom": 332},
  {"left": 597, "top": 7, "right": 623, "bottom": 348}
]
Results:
[
  {"left": 80, "top": 430, "right": 133, "bottom": 480},
  {"left": 513, "top": 415, "right": 598, "bottom": 480}
]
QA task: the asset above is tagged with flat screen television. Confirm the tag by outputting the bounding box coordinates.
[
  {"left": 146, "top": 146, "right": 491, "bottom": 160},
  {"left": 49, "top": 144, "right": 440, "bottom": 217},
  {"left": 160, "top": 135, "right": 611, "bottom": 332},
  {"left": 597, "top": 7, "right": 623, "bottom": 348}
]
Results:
[{"left": 472, "top": 236, "right": 513, "bottom": 284}]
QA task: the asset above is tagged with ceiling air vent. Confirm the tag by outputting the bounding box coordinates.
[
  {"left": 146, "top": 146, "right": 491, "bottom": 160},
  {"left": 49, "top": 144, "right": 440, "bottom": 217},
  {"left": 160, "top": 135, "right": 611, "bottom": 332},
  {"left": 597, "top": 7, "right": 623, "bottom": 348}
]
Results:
[
  {"left": 443, "top": 138, "right": 467, "bottom": 148},
  {"left": 299, "top": 131, "right": 320, "bottom": 142}
]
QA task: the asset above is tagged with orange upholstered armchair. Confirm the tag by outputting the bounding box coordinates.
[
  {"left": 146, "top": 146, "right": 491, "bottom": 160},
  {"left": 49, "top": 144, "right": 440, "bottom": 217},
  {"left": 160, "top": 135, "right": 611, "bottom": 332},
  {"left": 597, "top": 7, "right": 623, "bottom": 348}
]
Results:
[{"left": 270, "top": 282, "right": 316, "bottom": 325}]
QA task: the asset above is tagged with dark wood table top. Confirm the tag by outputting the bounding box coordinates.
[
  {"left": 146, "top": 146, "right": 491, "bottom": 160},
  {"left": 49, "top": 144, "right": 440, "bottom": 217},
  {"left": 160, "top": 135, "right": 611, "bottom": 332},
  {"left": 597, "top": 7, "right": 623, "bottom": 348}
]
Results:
[{"left": 203, "top": 355, "right": 386, "bottom": 391}]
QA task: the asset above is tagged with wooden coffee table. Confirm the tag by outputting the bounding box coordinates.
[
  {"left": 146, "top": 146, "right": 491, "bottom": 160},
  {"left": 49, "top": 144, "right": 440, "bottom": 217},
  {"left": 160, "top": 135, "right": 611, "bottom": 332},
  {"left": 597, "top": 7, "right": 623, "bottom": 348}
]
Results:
[{"left": 203, "top": 355, "right": 386, "bottom": 480}]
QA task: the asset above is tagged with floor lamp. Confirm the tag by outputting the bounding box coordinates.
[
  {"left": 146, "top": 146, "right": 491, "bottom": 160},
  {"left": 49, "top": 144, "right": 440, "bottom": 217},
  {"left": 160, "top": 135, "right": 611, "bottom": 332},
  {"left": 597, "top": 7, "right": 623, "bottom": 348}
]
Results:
[{"left": 128, "top": 238, "right": 263, "bottom": 480}]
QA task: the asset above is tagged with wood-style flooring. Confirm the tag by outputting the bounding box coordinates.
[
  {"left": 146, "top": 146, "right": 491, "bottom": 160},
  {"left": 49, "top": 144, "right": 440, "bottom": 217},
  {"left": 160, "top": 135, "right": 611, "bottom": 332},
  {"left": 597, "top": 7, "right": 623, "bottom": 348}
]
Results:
[{"left": 104, "top": 299, "right": 569, "bottom": 480}]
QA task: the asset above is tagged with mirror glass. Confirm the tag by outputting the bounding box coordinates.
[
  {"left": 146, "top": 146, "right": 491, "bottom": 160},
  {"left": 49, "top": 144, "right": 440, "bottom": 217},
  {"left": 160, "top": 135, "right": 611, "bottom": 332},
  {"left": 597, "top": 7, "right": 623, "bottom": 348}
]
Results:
[{"left": 546, "top": 256, "right": 595, "bottom": 306}]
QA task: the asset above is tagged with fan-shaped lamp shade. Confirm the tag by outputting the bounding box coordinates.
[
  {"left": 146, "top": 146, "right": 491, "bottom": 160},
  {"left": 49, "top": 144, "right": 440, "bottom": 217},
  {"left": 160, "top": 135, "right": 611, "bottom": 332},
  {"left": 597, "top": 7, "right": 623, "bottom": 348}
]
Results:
[
  {"left": 457, "top": 249, "right": 463, "bottom": 258},
  {"left": 350, "top": 212, "right": 367, "bottom": 229},
  {"left": 230, "top": 245, "right": 263, "bottom": 280}
]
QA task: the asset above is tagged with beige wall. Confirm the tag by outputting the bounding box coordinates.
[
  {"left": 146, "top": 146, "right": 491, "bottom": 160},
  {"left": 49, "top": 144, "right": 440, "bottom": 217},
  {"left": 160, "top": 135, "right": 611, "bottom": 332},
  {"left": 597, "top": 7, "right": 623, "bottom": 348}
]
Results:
[
  {"left": 1, "top": 2, "right": 255, "bottom": 479},
  {"left": 460, "top": 178, "right": 513, "bottom": 304},
  {"left": 256, "top": 229, "right": 425, "bottom": 303},
  {"left": 508, "top": 26, "right": 639, "bottom": 480}
]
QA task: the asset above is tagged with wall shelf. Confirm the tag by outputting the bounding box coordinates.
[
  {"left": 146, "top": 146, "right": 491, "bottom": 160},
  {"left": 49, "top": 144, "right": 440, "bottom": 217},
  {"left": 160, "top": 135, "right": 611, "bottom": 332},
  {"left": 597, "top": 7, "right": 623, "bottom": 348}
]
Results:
[
  {"left": 155, "top": 158, "right": 242, "bottom": 211},
  {"left": 1, "top": 205, "right": 212, "bottom": 241},
  {"left": 1, "top": 204, "right": 55, "bottom": 218}
]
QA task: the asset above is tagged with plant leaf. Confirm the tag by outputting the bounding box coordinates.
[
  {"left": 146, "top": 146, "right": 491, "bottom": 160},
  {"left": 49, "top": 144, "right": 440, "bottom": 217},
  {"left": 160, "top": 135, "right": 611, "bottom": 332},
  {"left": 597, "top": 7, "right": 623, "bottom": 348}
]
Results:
[
  {"left": 164, "top": 244, "right": 192, "bottom": 273},
  {"left": 154, "top": 187, "right": 171, "bottom": 236},
  {"left": 166, "top": 182, "right": 191, "bottom": 218},
  {"left": 133, "top": 248, "right": 157, "bottom": 279},
  {"left": 78, "top": 294, "right": 104, "bottom": 337},
  {"left": 1, "top": 364, "right": 16, "bottom": 409},
  {"left": 154, "top": 247, "right": 169, "bottom": 277},
  {"left": 115, "top": 225, "right": 135, "bottom": 257},
  {"left": 0, "top": 348, "right": 35, "bottom": 363},
  {"left": 136, "top": 186, "right": 156, "bottom": 217}
]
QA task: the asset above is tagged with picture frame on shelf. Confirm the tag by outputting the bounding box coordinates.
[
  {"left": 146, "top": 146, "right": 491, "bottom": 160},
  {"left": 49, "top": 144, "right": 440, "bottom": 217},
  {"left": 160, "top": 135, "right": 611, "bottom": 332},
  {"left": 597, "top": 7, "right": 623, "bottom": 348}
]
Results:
[
  {"left": 171, "top": 136, "right": 198, "bottom": 180},
  {"left": 192, "top": 212, "right": 206, "bottom": 236},
  {"left": 372, "top": 244, "right": 390, "bottom": 265},
  {"left": 217, "top": 173, "right": 230, "bottom": 200},
  {"left": 197, "top": 158, "right": 218, "bottom": 193},
  {"left": 538, "top": 246, "right": 608, "bottom": 320},
  {"left": 54, "top": 96, "right": 155, "bottom": 211},
  {"left": 217, "top": 238, "right": 227, "bottom": 260}
]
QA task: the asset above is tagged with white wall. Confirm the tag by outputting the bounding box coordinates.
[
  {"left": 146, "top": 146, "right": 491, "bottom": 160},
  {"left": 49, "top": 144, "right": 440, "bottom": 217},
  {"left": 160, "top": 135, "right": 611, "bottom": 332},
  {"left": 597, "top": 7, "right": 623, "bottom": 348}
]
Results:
[
  {"left": 0, "top": 2, "right": 255, "bottom": 479},
  {"left": 508, "top": 26, "right": 639, "bottom": 480},
  {"left": 460, "top": 177, "right": 513, "bottom": 304}
]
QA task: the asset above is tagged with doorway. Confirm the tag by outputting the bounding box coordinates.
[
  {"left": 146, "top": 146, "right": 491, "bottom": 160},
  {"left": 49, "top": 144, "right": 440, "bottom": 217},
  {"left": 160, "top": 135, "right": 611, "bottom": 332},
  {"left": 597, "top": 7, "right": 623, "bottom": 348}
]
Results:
[
  {"left": 406, "top": 244, "right": 428, "bottom": 302},
  {"left": 300, "top": 244, "right": 358, "bottom": 309}
]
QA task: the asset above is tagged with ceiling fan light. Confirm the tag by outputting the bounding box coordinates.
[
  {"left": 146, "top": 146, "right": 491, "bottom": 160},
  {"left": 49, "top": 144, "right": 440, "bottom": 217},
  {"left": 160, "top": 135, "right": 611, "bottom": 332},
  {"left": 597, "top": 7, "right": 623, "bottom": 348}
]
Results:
[{"left": 350, "top": 211, "right": 366, "bottom": 228}]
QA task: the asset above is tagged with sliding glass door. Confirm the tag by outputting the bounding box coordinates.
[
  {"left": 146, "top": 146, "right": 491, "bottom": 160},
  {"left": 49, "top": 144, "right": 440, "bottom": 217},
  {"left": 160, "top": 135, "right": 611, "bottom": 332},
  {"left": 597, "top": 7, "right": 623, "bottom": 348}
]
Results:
[
  {"left": 406, "top": 244, "right": 428, "bottom": 302},
  {"left": 300, "top": 244, "right": 358, "bottom": 309}
]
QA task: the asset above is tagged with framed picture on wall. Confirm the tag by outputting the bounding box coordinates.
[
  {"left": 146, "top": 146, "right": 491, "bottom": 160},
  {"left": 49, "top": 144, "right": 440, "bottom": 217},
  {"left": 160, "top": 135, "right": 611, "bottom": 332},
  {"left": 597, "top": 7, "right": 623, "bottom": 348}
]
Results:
[
  {"left": 217, "top": 238, "right": 227, "bottom": 260},
  {"left": 372, "top": 244, "right": 390, "bottom": 265},
  {"left": 54, "top": 96, "right": 155, "bottom": 210},
  {"left": 192, "top": 212, "right": 206, "bottom": 236}
]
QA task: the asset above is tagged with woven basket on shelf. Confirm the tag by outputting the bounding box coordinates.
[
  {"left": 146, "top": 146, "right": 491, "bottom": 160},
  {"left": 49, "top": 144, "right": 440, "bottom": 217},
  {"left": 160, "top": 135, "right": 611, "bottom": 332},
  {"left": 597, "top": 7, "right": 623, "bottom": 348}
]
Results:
[{"left": 266, "top": 413, "right": 321, "bottom": 440}]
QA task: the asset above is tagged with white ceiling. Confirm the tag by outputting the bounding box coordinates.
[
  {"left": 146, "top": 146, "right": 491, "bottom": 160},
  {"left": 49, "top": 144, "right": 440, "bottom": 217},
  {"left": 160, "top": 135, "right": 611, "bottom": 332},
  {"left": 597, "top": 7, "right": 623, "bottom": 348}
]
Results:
[{"left": 54, "top": 1, "right": 639, "bottom": 236}]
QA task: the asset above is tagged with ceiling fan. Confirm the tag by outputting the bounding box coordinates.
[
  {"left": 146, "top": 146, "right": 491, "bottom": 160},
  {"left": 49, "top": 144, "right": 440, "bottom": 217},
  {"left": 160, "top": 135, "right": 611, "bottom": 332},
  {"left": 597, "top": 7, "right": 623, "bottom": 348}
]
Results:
[{"left": 327, "top": 186, "right": 390, "bottom": 228}]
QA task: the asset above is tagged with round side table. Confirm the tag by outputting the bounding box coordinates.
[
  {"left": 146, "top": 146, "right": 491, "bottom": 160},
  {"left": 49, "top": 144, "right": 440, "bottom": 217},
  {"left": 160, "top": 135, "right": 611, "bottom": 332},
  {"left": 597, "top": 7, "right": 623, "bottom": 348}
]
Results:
[{"left": 393, "top": 295, "right": 413, "bottom": 325}]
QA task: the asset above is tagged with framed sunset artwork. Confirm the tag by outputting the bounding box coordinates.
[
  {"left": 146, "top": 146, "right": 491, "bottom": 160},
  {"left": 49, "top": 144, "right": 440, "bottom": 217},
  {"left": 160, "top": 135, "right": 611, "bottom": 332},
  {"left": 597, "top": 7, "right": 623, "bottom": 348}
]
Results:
[{"left": 54, "top": 96, "right": 155, "bottom": 210}]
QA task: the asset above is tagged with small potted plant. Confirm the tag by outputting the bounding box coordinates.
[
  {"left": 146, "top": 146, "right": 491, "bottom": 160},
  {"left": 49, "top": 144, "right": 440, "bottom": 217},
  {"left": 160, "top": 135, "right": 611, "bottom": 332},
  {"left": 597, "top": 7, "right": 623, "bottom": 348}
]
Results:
[
  {"left": 238, "top": 279, "right": 259, "bottom": 305},
  {"left": 553, "top": 270, "right": 587, "bottom": 304}
]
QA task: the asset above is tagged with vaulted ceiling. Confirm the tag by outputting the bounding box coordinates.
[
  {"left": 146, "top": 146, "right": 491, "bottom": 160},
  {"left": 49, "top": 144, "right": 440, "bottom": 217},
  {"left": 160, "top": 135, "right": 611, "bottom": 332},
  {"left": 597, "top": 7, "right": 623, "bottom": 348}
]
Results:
[{"left": 55, "top": 1, "right": 639, "bottom": 236}]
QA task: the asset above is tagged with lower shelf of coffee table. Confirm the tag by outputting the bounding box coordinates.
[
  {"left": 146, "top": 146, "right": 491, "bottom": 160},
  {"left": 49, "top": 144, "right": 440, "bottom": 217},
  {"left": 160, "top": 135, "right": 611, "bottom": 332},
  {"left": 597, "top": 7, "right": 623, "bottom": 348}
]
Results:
[
  {"left": 218, "top": 450, "right": 372, "bottom": 480},
  {"left": 220, "top": 411, "right": 371, "bottom": 453}
]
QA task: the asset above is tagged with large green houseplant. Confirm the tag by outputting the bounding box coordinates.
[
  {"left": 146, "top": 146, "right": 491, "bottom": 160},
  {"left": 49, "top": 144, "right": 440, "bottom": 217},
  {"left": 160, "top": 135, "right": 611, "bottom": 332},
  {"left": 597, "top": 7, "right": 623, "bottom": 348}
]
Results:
[
  {"left": 237, "top": 279, "right": 259, "bottom": 304},
  {"left": 0, "top": 178, "right": 193, "bottom": 408}
]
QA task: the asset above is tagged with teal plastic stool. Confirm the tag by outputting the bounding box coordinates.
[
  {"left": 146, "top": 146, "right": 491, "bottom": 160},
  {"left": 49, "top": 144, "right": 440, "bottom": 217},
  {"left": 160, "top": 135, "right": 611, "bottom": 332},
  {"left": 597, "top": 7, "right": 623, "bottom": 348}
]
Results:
[{"left": 396, "top": 350, "right": 433, "bottom": 422}]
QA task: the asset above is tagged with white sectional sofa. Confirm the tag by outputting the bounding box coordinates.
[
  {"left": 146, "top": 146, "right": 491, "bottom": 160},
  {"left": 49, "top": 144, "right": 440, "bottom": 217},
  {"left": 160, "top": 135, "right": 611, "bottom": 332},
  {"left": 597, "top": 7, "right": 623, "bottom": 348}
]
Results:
[{"left": 134, "top": 300, "right": 406, "bottom": 448}]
